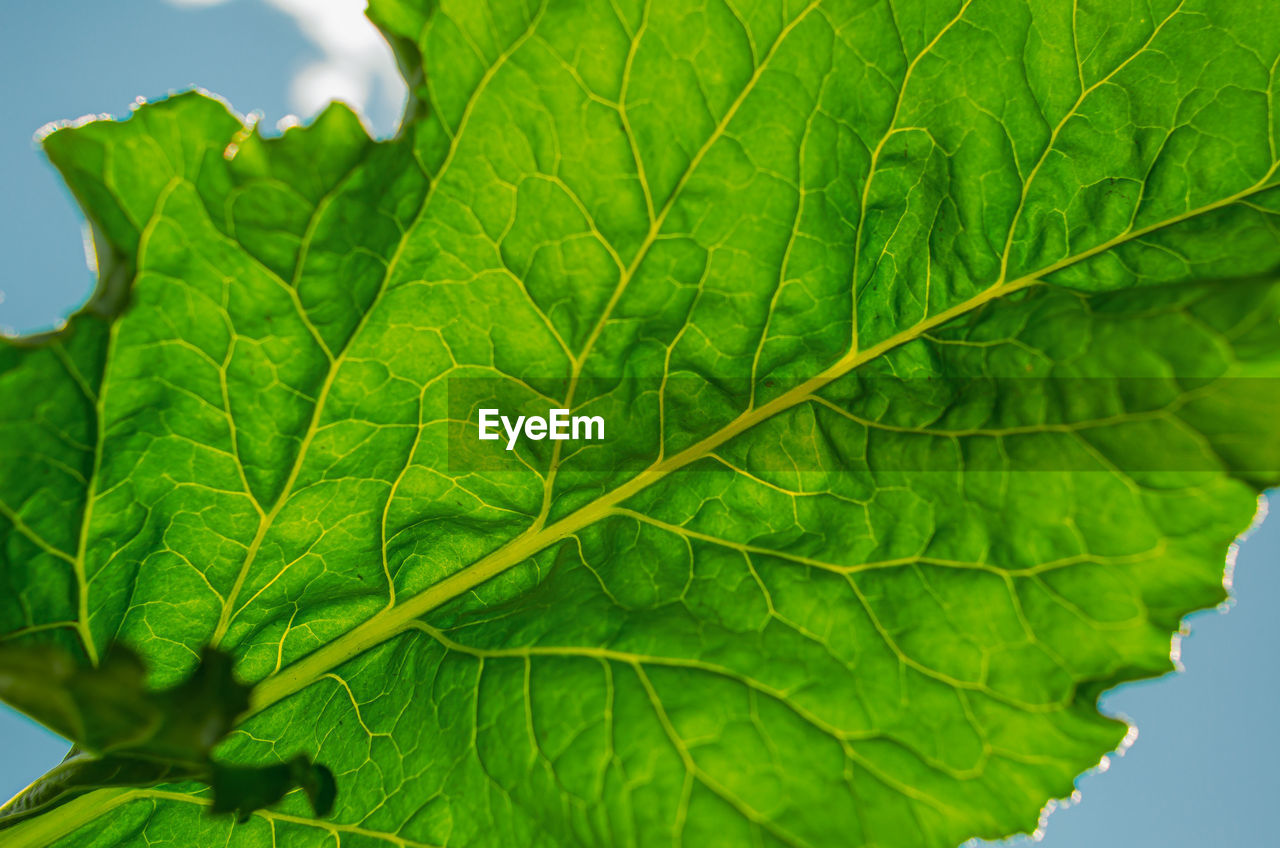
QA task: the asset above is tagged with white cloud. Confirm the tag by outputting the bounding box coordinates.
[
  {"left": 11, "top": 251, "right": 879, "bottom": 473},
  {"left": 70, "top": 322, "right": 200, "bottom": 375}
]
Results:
[{"left": 166, "top": 0, "right": 405, "bottom": 133}]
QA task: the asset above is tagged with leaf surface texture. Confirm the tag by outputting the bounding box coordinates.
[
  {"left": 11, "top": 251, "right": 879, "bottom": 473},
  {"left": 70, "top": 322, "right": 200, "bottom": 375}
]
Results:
[{"left": 4, "top": 1, "right": 1280, "bottom": 845}]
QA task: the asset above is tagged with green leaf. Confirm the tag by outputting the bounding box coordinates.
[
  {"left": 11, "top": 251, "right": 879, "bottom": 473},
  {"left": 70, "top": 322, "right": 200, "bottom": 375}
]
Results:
[
  {"left": 3, "top": 1, "right": 1280, "bottom": 846},
  {"left": 0, "top": 643, "right": 335, "bottom": 828}
]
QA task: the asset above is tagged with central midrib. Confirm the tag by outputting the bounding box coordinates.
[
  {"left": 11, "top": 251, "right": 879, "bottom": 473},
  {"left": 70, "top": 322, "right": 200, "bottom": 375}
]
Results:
[
  {"left": 247, "top": 277, "right": 1029, "bottom": 712},
  {"left": 248, "top": 166, "right": 1279, "bottom": 713}
]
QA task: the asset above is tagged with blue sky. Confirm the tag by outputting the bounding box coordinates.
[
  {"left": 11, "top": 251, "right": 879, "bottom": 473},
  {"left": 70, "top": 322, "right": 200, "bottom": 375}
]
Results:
[{"left": 1, "top": 2, "right": 1277, "bottom": 844}]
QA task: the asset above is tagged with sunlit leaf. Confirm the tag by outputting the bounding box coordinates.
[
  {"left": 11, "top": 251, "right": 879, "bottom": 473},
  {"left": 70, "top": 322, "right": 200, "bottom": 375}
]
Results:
[{"left": 3, "top": 1, "right": 1280, "bottom": 845}]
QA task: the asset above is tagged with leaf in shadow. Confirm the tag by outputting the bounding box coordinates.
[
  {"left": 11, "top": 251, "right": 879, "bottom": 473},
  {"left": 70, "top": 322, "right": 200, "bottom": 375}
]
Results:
[{"left": 0, "top": 643, "right": 334, "bottom": 828}]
